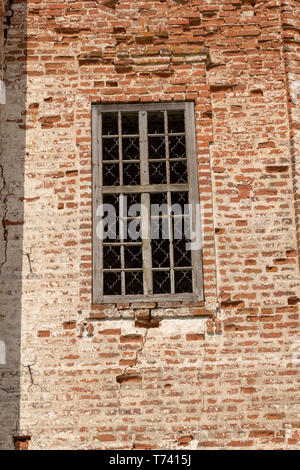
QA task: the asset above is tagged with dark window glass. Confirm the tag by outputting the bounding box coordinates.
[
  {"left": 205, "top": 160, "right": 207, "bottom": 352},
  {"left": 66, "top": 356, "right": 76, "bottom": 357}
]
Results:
[
  {"left": 122, "top": 112, "right": 139, "bottom": 135},
  {"left": 148, "top": 111, "right": 165, "bottom": 134},
  {"left": 102, "top": 113, "right": 118, "bottom": 135}
]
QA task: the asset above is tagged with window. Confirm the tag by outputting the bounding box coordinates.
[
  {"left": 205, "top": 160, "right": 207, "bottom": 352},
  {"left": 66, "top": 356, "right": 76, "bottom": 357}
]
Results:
[{"left": 92, "top": 102, "right": 203, "bottom": 303}]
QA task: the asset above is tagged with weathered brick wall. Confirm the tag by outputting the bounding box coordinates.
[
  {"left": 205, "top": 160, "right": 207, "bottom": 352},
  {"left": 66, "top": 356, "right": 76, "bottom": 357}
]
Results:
[
  {"left": 280, "top": 0, "right": 300, "bottom": 264},
  {"left": 0, "top": 0, "right": 4, "bottom": 166},
  {"left": 0, "top": 0, "right": 25, "bottom": 451},
  {"left": 0, "top": 1, "right": 3, "bottom": 78},
  {"left": 0, "top": 0, "right": 299, "bottom": 450}
]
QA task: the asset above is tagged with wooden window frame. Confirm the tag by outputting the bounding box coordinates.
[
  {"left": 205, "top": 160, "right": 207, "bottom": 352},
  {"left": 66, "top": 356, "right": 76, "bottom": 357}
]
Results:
[{"left": 92, "top": 102, "right": 203, "bottom": 304}]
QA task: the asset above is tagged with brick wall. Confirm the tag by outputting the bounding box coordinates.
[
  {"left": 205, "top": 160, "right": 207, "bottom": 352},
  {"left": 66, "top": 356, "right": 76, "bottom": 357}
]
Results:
[
  {"left": 280, "top": 0, "right": 300, "bottom": 265},
  {"left": 0, "top": 0, "right": 25, "bottom": 450},
  {"left": 0, "top": 1, "right": 3, "bottom": 80},
  {"left": 0, "top": 0, "right": 299, "bottom": 450}
]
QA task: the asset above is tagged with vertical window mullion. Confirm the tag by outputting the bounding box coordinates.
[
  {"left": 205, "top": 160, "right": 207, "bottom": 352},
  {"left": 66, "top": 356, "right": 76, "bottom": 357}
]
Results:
[
  {"left": 167, "top": 191, "right": 175, "bottom": 294},
  {"left": 118, "top": 111, "right": 123, "bottom": 186},
  {"left": 140, "top": 110, "right": 153, "bottom": 296},
  {"left": 165, "top": 110, "right": 175, "bottom": 293},
  {"left": 118, "top": 112, "right": 126, "bottom": 295},
  {"left": 120, "top": 193, "right": 126, "bottom": 296},
  {"left": 185, "top": 102, "right": 203, "bottom": 300},
  {"left": 93, "top": 106, "right": 103, "bottom": 302},
  {"left": 164, "top": 110, "right": 170, "bottom": 185}
]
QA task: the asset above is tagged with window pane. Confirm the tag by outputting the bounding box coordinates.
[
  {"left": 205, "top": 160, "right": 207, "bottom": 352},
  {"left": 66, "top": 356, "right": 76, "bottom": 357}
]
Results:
[
  {"left": 103, "top": 163, "right": 120, "bottom": 186},
  {"left": 103, "top": 194, "right": 119, "bottom": 241},
  {"left": 125, "top": 227, "right": 142, "bottom": 242},
  {"left": 125, "top": 194, "right": 142, "bottom": 242},
  {"left": 168, "top": 110, "right": 185, "bottom": 133},
  {"left": 170, "top": 160, "right": 188, "bottom": 184},
  {"left": 122, "top": 112, "right": 139, "bottom": 135},
  {"left": 148, "top": 136, "right": 166, "bottom": 159},
  {"left": 124, "top": 245, "right": 143, "bottom": 269},
  {"left": 151, "top": 217, "right": 169, "bottom": 240},
  {"left": 103, "top": 193, "right": 119, "bottom": 211},
  {"left": 151, "top": 239, "right": 170, "bottom": 268},
  {"left": 123, "top": 162, "right": 140, "bottom": 185},
  {"left": 102, "top": 112, "right": 118, "bottom": 135},
  {"left": 103, "top": 272, "right": 122, "bottom": 295},
  {"left": 126, "top": 193, "right": 141, "bottom": 209},
  {"left": 173, "top": 216, "right": 184, "bottom": 240},
  {"left": 103, "top": 245, "right": 121, "bottom": 269},
  {"left": 171, "top": 192, "right": 189, "bottom": 212},
  {"left": 173, "top": 216, "right": 191, "bottom": 240},
  {"left": 169, "top": 135, "right": 186, "bottom": 159},
  {"left": 150, "top": 192, "right": 168, "bottom": 207},
  {"left": 175, "top": 270, "right": 193, "bottom": 293},
  {"left": 125, "top": 223, "right": 142, "bottom": 242},
  {"left": 173, "top": 239, "right": 192, "bottom": 267},
  {"left": 123, "top": 137, "right": 140, "bottom": 160},
  {"left": 148, "top": 111, "right": 165, "bottom": 134},
  {"left": 125, "top": 271, "right": 144, "bottom": 295},
  {"left": 103, "top": 138, "right": 119, "bottom": 161},
  {"left": 153, "top": 271, "right": 171, "bottom": 294},
  {"left": 149, "top": 161, "right": 167, "bottom": 184}
]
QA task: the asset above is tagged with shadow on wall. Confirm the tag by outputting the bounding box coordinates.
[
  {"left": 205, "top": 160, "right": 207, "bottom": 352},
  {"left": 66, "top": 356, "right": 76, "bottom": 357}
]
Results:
[{"left": 0, "top": 0, "right": 26, "bottom": 450}]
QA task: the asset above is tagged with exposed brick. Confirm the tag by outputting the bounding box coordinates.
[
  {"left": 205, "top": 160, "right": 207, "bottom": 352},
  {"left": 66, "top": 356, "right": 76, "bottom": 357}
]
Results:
[
  {"left": 116, "top": 374, "right": 142, "bottom": 384},
  {"left": 0, "top": 0, "right": 299, "bottom": 452},
  {"left": 37, "top": 331, "right": 50, "bottom": 338}
]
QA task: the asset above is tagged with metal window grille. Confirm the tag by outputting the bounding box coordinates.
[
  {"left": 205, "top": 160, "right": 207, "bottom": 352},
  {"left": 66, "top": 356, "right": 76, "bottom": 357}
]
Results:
[{"left": 92, "top": 102, "right": 203, "bottom": 303}]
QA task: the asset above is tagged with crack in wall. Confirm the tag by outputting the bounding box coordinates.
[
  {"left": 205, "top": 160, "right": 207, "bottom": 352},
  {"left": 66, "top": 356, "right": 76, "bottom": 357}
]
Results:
[
  {"left": 21, "top": 361, "right": 46, "bottom": 392},
  {"left": 123, "top": 327, "right": 149, "bottom": 378},
  {"left": 22, "top": 249, "right": 38, "bottom": 278},
  {"left": 21, "top": 361, "right": 36, "bottom": 386},
  {"left": 0, "top": 164, "right": 8, "bottom": 277},
  {"left": 118, "top": 327, "right": 149, "bottom": 383},
  {"left": 117, "top": 326, "right": 149, "bottom": 402},
  {"left": 131, "top": 433, "right": 136, "bottom": 450}
]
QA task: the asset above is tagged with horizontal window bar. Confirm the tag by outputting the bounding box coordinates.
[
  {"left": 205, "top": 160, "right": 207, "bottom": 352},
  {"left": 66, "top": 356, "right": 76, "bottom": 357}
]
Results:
[
  {"left": 103, "top": 268, "right": 144, "bottom": 273},
  {"left": 95, "top": 102, "right": 187, "bottom": 113},
  {"left": 148, "top": 133, "right": 185, "bottom": 138},
  {"left": 152, "top": 267, "right": 193, "bottom": 271},
  {"left": 102, "top": 184, "right": 189, "bottom": 194},
  {"left": 149, "top": 158, "right": 187, "bottom": 163},
  {"left": 102, "top": 134, "right": 140, "bottom": 139},
  {"left": 102, "top": 160, "right": 140, "bottom": 164},
  {"left": 151, "top": 216, "right": 190, "bottom": 221},
  {"left": 101, "top": 293, "right": 197, "bottom": 303},
  {"left": 102, "top": 267, "right": 192, "bottom": 273},
  {"left": 103, "top": 242, "right": 142, "bottom": 246}
]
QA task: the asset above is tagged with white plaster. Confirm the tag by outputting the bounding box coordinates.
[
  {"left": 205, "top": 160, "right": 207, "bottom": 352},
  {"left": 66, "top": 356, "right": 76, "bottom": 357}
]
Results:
[
  {"left": 160, "top": 318, "right": 205, "bottom": 335},
  {"left": 0, "top": 340, "right": 6, "bottom": 365},
  {"left": 0, "top": 81, "right": 6, "bottom": 104},
  {"left": 291, "top": 80, "right": 300, "bottom": 105}
]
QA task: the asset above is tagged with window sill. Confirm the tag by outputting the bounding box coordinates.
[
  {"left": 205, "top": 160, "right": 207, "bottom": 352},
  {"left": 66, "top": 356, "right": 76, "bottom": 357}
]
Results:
[{"left": 88, "top": 297, "right": 214, "bottom": 321}]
